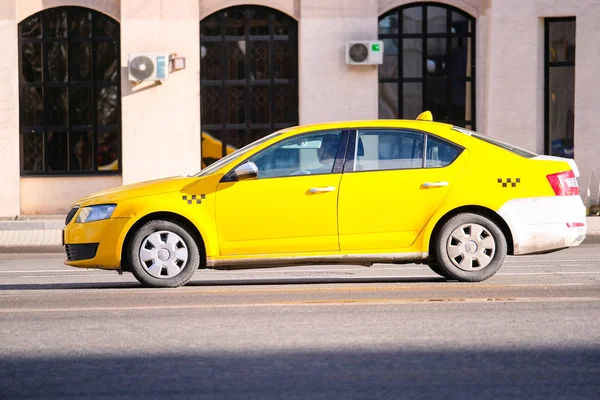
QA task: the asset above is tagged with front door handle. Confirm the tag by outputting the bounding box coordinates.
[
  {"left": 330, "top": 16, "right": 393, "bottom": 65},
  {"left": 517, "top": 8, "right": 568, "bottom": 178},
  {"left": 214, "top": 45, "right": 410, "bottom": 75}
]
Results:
[
  {"left": 421, "top": 181, "right": 449, "bottom": 188},
  {"left": 309, "top": 186, "right": 336, "bottom": 193}
]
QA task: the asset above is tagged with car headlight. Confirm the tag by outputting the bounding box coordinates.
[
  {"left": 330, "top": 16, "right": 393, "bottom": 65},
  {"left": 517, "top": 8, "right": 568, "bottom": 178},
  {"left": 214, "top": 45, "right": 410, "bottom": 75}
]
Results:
[{"left": 76, "top": 204, "right": 116, "bottom": 223}]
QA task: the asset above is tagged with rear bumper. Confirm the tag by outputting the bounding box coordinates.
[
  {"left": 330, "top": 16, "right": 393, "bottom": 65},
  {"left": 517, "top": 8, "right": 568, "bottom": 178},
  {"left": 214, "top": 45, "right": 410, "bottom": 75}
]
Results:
[{"left": 498, "top": 196, "right": 586, "bottom": 255}]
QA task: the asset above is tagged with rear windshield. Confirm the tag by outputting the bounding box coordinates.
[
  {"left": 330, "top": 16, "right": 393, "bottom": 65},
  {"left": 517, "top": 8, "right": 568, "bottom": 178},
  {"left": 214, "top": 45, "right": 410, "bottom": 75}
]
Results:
[{"left": 452, "top": 127, "right": 537, "bottom": 158}]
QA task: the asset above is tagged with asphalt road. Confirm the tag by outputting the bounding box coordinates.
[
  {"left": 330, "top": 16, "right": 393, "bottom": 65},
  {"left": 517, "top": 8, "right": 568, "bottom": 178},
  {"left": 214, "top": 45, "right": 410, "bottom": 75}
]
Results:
[{"left": 1, "top": 243, "right": 599, "bottom": 399}]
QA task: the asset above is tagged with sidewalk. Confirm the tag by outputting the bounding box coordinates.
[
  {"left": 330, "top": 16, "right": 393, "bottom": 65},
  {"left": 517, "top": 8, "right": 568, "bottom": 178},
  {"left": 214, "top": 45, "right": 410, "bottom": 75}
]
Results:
[
  {"left": 1, "top": 215, "right": 600, "bottom": 254},
  {"left": 0, "top": 216, "right": 64, "bottom": 253}
]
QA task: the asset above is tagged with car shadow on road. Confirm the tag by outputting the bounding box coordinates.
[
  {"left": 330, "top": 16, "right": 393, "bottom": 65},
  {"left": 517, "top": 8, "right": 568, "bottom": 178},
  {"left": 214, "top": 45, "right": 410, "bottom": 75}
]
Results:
[
  {"left": 0, "top": 281, "right": 143, "bottom": 290},
  {"left": 0, "top": 276, "right": 448, "bottom": 291},
  {"left": 1, "top": 348, "right": 598, "bottom": 400},
  {"left": 187, "top": 275, "right": 449, "bottom": 286}
]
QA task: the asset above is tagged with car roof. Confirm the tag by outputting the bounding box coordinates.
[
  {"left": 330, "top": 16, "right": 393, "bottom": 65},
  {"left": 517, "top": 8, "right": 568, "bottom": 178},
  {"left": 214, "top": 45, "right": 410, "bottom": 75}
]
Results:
[{"left": 286, "top": 119, "right": 454, "bottom": 133}]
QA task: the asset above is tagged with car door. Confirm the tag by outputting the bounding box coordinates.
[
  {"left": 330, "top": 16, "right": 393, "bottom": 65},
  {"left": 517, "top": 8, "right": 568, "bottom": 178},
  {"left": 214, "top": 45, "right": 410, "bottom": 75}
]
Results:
[
  {"left": 215, "top": 130, "right": 348, "bottom": 256},
  {"left": 337, "top": 129, "right": 467, "bottom": 251}
]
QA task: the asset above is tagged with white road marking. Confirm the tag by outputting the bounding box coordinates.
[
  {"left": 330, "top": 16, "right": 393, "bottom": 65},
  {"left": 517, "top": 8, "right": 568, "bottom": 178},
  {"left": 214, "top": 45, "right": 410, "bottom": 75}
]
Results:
[
  {"left": 496, "top": 271, "right": 600, "bottom": 276},
  {"left": 3, "top": 274, "right": 115, "bottom": 278},
  {"left": 0, "top": 269, "right": 100, "bottom": 273}
]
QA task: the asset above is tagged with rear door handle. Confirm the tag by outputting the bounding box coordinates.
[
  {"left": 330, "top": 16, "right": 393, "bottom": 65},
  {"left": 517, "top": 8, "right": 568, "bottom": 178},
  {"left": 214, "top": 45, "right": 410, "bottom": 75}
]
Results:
[
  {"left": 421, "top": 181, "right": 449, "bottom": 188},
  {"left": 309, "top": 186, "right": 336, "bottom": 193}
]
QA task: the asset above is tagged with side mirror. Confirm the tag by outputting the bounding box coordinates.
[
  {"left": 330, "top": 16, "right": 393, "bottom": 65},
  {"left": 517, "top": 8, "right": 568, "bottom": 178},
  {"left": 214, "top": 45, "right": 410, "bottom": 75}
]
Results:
[{"left": 233, "top": 162, "right": 258, "bottom": 181}]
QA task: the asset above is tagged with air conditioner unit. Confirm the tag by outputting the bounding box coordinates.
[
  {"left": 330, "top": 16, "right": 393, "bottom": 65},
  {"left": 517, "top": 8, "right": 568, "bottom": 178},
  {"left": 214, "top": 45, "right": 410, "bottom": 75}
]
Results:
[
  {"left": 345, "top": 41, "right": 384, "bottom": 65},
  {"left": 128, "top": 53, "right": 170, "bottom": 82}
]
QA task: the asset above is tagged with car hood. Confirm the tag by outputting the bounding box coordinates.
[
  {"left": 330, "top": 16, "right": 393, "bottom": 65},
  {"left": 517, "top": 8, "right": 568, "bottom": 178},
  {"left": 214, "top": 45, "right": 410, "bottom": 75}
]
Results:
[{"left": 75, "top": 176, "right": 200, "bottom": 207}]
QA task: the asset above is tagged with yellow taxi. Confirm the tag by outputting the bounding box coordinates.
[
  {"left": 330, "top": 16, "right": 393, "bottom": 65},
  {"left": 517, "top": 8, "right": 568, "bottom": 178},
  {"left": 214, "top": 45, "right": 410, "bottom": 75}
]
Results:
[{"left": 63, "top": 112, "right": 587, "bottom": 287}]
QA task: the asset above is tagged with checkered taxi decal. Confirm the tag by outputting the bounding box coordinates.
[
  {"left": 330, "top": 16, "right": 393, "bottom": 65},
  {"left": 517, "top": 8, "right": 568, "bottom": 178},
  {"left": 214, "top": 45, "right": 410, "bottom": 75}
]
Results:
[
  {"left": 182, "top": 194, "right": 206, "bottom": 204},
  {"left": 497, "top": 178, "right": 521, "bottom": 188}
]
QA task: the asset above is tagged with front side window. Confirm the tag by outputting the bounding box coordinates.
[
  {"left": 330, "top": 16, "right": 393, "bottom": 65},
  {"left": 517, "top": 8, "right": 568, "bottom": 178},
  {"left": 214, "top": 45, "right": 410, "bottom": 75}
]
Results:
[
  {"left": 19, "top": 7, "right": 121, "bottom": 175},
  {"left": 355, "top": 130, "right": 424, "bottom": 171},
  {"left": 248, "top": 131, "right": 343, "bottom": 178}
]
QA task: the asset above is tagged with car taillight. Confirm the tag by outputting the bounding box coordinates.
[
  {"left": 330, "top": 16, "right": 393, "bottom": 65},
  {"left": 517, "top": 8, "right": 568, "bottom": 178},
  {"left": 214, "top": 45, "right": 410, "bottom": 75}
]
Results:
[{"left": 546, "top": 170, "right": 579, "bottom": 196}]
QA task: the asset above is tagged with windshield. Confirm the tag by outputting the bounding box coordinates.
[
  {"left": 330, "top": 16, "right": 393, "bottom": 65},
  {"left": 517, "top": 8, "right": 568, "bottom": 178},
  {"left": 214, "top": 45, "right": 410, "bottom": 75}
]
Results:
[
  {"left": 192, "top": 129, "right": 290, "bottom": 177},
  {"left": 452, "top": 126, "right": 537, "bottom": 158}
]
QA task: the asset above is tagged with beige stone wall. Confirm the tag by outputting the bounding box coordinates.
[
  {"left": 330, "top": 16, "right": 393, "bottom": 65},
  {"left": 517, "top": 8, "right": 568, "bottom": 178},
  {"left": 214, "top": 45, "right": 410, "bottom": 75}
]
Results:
[
  {"left": 0, "top": 1, "right": 19, "bottom": 217},
  {"left": 3, "top": 0, "right": 203, "bottom": 215},
  {"left": 5, "top": 0, "right": 122, "bottom": 216},
  {"left": 199, "top": 0, "right": 298, "bottom": 19},
  {"left": 120, "top": 0, "right": 201, "bottom": 184},
  {"left": 14, "top": 0, "right": 122, "bottom": 216},
  {"left": 483, "top": 0, "right": 542, "bottom": 151},
  {"left": 16, "top": 0, "right": 120, "bottom": 21},
  {"left": 572, "top": 7, "right": 600, "bottom": 205},
  {"left": 20, "top": 176, "right": 122, "bottom": 214},
  {"left": 201, "top": 0, "right": 384, "bottom": 125},
  {"left": 299, "top": 0, "right": 379, "bottom": 124},
  {"left": 379, "top": 0, "right": 483, "bottom": 18},
  {"left": 475, "top": 0, "right": 490, "bottom": 135},
  {"left": 483, "top": 0, "right": 600, "bottom": 203}
]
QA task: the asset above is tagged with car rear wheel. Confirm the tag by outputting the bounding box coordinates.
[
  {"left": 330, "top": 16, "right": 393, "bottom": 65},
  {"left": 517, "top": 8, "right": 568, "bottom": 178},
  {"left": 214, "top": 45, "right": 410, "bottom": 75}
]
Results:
[
  {"left": 434, "top": 213, "right": 507, "bottom": 282},
  {"left": 128, "top": 220, "right": 200, "bottom": 288},
  {"left": 426, "top": 258, "right": 454, "bottom": 279}
]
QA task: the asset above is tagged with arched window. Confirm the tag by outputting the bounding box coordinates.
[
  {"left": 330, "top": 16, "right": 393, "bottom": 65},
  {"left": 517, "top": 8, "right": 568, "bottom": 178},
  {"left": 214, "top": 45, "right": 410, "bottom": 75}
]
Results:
[
  {"left": 19, "top": 7, "right": 121, "bottom": 175},
  {"left": 379, "top": 3, "right": 475, "bottom": 129},
  {"left": 200, "top": 6, "right": 298, "bottom": 167}
]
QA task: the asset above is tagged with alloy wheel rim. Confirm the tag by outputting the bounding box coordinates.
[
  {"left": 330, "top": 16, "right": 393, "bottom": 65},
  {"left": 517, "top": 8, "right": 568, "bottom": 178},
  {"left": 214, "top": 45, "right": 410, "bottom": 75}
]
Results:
[
  {"left": 446, "top": 223, "right": 496, "bottom": 271},
  {"left": 139, "top": 230, "right": 189, "bottom": 279}
]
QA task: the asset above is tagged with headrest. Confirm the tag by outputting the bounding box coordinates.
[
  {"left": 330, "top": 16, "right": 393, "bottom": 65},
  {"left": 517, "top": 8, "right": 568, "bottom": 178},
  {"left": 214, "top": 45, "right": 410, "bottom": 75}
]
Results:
[{"left": 357, "top": 137, "right": 365, "bottom": 157}]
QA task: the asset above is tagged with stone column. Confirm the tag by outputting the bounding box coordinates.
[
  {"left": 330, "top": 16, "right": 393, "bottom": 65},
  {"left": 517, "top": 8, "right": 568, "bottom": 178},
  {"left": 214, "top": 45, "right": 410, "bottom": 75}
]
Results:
[
  {"left": 121, "top": 0, "right": 201, "bottom": 184},
  {"left": 0, "top": 0, "right": 20, "bottom": 217},
  {"left": 298, "top": 0, "right": 379, "bottom": 124}
]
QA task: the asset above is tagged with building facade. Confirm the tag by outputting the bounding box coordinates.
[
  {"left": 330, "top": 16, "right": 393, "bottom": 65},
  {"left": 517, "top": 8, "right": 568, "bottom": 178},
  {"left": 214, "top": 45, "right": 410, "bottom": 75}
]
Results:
[{"left": 0, "top": 0, "right": 598, "bottom": 216}]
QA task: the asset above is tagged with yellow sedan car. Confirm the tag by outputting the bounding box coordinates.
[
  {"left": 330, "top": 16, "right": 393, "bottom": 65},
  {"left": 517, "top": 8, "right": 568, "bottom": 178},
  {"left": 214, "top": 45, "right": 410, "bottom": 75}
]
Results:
[{"left": 63, "top": 113, "right": 587, "bottom": 287}]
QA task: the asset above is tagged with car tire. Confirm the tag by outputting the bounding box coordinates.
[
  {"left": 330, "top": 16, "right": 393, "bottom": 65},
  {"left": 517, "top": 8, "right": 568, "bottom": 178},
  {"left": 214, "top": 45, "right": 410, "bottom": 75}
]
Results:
[
  {"left": 426, "top": 257, "right": 454, "bottom": 279},
  {"left": 128, "top": 220, "right": 200, "bottom": 288},
  {"left": 434, "top": 213, "right": 507, "bottom": 282}
]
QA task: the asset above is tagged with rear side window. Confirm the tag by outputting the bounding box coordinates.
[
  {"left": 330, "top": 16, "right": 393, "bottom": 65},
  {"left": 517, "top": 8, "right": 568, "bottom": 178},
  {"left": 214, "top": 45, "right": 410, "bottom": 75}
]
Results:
[
  {"left": 355, "top": 130, "right": 424, "bottom": 171},
  {"left": 453, "top": 126, "right": 537, "bottom": 158},
  {"left": 426, "top": 136, "right": 461, "bottom": 168}
]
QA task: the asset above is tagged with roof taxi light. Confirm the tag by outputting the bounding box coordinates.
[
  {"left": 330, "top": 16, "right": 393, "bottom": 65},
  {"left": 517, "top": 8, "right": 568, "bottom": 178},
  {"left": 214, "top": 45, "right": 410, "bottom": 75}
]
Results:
[{"left": 416, "top": 111, "right": 433, "bottom": 121}]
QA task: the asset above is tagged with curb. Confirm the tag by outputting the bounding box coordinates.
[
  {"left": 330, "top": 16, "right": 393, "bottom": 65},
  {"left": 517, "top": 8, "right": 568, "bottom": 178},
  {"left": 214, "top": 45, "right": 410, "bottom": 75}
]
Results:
[
  {"left": 0, "top": 245, "right": 64, "bottom": 254},
  {"left": 583, "top": 235, "right": 600, "bottom": 245},
  {"left": 0, "top": 220, "right": 64, "bottom": 231}
]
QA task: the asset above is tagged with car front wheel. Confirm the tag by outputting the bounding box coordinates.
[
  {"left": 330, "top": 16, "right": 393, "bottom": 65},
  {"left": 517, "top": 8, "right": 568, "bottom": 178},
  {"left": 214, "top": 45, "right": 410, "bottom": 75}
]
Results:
[
  {"left": 128, "top": 220, "right": 200, "bottom": 288},
  {"left": 434, "top": 213, "right": 507, "bottom": 282}
]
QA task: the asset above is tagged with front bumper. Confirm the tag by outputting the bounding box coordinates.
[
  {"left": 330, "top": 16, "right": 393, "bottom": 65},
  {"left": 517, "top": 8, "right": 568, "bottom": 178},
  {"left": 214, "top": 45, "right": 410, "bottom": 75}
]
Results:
[
  {"left": 498, "top": 196, "right": 587, "bottom": 255},
  {"left": 63, "top": 217, "right": 130, "bottom": 270}
]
